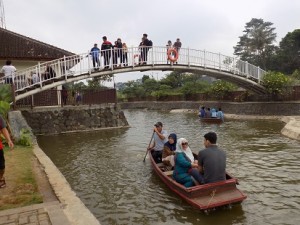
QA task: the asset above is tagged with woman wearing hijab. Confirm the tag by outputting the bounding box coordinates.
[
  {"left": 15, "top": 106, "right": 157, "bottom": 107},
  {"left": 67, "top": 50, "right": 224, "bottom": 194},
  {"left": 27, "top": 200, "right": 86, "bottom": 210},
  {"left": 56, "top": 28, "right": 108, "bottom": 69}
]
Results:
[
  {"left": 162, "top": 133, "right": 177, "bottom": 167},
  {"left": 173, "top": 138, "right": 203, "bottom": 187}
]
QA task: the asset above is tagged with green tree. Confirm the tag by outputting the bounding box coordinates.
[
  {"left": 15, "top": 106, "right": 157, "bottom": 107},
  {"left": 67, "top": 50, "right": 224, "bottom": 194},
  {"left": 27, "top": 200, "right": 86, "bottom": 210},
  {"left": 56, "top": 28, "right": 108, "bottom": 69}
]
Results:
[
  {"left": 143, "top": 78, "right": 159, "bottom": 94},
  {"left": 209, "top": 80, "right": 237, "bottom": 99},
  {"left": 262, "top": 71, "right": 291, "bottom": 97},
  {"left": 275, "top": 29, "right": 300, "bottom": 74},
  {"left": 121, "top": 81, "right": 145, "bottom": 98},
  {"left": 142, "top": 75, "right": 150, "bottom": 84},
  {"left": 160, "top": 71, "right": 183, "bottom": 88},
  {"left": 234, "top": 18, "right": 277, "bottom": 70}
]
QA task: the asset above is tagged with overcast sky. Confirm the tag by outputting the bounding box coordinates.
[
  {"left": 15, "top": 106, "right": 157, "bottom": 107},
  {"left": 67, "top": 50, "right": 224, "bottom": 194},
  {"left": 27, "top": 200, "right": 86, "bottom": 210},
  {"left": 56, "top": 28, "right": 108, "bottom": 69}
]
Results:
[{"left": 3, "top": 0, "right": 300, "bottom": 84}]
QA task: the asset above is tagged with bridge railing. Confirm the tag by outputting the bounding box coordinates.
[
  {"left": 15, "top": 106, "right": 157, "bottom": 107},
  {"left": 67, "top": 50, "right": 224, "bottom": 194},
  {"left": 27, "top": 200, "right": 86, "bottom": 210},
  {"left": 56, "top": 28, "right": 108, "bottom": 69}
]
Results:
[{"left": 0, "top": 46, "right": 266, "bottom": 93}]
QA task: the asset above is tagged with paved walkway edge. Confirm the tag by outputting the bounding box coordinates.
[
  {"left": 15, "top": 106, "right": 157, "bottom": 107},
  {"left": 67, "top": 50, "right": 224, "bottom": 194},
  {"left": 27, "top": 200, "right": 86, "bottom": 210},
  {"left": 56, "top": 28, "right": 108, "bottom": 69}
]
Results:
[{"left": 33, "top": 145, "right": 101, "bottom": 225}]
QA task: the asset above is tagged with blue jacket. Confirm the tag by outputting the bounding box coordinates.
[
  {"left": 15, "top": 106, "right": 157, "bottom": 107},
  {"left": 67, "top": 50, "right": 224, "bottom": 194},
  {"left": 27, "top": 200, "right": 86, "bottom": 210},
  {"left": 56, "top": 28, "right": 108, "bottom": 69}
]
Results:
[{"left": 90, "top": 47, "right": 100, "bottom": 58}]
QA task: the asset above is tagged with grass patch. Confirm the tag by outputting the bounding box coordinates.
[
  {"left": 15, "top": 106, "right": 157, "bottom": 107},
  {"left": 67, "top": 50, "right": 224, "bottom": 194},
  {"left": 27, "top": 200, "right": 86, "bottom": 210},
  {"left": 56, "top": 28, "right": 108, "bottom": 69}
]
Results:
[{"left": 0, "top": 145, "right": 43, "bottom": 210}]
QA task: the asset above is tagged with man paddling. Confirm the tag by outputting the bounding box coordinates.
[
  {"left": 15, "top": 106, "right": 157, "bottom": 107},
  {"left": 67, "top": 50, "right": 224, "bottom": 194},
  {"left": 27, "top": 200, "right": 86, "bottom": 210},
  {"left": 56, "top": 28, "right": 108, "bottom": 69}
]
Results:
[{"left": 148, "top": 122, "right": 168, "bottom": 163}]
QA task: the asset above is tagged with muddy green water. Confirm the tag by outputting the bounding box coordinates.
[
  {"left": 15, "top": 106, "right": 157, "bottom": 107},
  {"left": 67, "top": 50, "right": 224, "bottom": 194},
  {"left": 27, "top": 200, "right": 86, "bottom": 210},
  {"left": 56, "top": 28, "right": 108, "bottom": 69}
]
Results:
[{"left": 37, "top": 110, "right": 300, "bottom": 225}]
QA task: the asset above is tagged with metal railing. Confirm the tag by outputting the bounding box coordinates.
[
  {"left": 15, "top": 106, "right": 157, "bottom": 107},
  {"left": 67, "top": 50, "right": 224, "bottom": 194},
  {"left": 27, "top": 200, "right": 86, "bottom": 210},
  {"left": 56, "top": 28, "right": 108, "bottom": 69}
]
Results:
[{"left": 0, "top": 46, "right": 266, "bottom": 93}]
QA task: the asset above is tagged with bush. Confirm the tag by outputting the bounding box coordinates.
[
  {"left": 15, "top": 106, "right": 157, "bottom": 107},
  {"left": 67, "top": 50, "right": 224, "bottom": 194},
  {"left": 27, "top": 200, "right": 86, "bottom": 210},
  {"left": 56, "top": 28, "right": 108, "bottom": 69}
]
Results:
[
  {"left": 262, "top": 71, "right": 291, "bottom": 96},
  {"left": 18, "top": 128, "right": 32, "bottom": 147}
]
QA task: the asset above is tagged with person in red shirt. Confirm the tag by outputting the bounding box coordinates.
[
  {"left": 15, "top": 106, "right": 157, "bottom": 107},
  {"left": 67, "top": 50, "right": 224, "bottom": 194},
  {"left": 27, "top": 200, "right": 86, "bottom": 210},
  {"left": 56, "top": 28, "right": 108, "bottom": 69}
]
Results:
[
  {"left": 0, "top": 115, "right": 14, "bottom": 188},
  {"left": 101, "top": 36, "right": 113, "bottom": 69}
]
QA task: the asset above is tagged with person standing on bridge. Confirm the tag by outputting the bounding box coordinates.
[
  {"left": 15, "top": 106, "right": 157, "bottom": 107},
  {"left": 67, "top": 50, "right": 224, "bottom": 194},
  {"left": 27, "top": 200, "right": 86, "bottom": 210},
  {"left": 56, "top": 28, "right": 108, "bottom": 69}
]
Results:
[
  {"left": 173, "top": 38, "right": 182, "bottom": 64},
  {"left": 0, "top": 115, "right": 14, "bottom": 188},
  {"left": 166, "top": 40, "right": 173, "bottom": 64},
  {"left": 122, "top": 43, "right": 128, "bottom": 66},
  {"left": 139, "top": 34, "right": 152, "bottom": 65},
  {"left": 90, "top": 43, "right": 100, "bottom": 70},
  {"left": 101, "top": 36, "right": 113, "bottom": 69},
  {"left": 0, "top": 60, "right": 16, "bottom": 84}
]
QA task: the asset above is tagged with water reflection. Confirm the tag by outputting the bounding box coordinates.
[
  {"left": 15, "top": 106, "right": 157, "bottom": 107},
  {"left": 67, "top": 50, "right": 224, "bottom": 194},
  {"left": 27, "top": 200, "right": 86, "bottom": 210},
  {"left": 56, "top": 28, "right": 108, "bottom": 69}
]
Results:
[{"left": 37, "top": 110, "right": 300, "bottom": 225}]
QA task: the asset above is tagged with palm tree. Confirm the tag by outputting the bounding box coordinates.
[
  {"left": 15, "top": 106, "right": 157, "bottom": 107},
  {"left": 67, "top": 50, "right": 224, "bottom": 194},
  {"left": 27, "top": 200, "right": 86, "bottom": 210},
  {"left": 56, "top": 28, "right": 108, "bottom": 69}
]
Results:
[{"left": 234, "top": 18, "right": 277, "bottom": 70}]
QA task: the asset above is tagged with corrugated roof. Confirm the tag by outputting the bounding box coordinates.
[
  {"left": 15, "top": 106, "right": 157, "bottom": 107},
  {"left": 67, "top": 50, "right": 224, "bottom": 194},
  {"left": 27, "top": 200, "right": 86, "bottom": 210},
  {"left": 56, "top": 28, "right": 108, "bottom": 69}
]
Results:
[{"left": 0, "top": 27, "right": 75, "bottom": 60}]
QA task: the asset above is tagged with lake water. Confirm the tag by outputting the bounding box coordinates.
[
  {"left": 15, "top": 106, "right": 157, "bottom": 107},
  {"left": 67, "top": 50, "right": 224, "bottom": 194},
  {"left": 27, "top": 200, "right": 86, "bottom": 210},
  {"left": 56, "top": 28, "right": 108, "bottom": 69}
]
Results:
[{"left": 37, "top": 109, "right": 300, "bottom": 225}]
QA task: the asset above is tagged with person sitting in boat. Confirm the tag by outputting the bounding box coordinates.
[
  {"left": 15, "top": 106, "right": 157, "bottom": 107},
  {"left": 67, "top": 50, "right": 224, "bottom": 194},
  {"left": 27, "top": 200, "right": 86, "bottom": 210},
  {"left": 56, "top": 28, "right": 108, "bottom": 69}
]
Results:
[
  {"left": 173, "top": 138, "right": 203, "bottom": 188},
  {"left": 162, "top": 133, "right": 177, "bottom": 168},
  {"left": 211, "top": 108, "right": 217, "bottom": 118},
  {"left": 148, "top": 122, "right": 168, "bottom": 163},
  {"left": 205, "top": 107, "right": 211, "bottom": 118},
  {"left": 216, "top": 108, "right": 224, "bottom": 121},
  {"left": 197, "top": 132, "right": 226, "bottom": 184},
  {"left": 199, "top": 106, "right": 205, "bottom": 118}
]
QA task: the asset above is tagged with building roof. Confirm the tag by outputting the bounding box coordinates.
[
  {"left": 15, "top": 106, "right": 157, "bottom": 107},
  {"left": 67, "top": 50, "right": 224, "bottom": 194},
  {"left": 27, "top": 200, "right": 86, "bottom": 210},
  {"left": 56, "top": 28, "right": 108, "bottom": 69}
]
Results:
[{"left": 0, "top": 27, "right": 75, "bottom": 60}]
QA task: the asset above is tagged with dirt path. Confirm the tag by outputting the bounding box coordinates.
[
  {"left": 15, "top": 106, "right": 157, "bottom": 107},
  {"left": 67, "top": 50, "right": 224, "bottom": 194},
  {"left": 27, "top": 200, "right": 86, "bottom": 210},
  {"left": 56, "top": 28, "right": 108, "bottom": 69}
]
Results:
[{"left": 32, "top": 155, "right": 58, "bottom": 202}]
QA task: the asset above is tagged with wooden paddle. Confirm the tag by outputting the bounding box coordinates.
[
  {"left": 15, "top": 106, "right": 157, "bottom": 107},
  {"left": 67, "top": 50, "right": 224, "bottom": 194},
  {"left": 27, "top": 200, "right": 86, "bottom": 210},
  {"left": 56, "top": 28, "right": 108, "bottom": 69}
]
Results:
[{"left": 143, "top": 131, "right": 155, "bottom": 162}]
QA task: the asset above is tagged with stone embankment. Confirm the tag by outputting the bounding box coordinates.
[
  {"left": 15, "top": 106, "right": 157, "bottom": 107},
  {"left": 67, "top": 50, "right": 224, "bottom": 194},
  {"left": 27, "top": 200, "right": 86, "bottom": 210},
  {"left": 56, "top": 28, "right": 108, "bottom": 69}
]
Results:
[
  {"left": 20, "top": 104, "right": 129, "bottom": 135},
  {"left": 7, "top": 104, "right": 130, "bottom": 225}
]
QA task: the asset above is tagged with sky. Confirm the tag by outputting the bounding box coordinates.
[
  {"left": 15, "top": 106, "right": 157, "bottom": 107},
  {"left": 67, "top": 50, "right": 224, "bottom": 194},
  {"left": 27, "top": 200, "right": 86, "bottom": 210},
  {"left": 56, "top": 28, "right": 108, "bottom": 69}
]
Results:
[{"left": 2, "top": 0, "right": 300, "bottom": 85}]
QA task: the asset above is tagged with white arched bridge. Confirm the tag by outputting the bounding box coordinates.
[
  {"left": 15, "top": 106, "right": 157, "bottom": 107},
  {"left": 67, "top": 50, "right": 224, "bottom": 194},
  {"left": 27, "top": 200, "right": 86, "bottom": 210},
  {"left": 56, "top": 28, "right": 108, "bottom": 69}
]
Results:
[{"left": 1, "top": 46, "right": 268, "bottom": 101}]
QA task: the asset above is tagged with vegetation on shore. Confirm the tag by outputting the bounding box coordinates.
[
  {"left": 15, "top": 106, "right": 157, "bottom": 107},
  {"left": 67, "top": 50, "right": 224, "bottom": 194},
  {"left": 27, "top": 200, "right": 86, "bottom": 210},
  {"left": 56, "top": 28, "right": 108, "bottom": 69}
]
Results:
[{"left": 0, "top": 145, "right": 43, "bottom": 210}]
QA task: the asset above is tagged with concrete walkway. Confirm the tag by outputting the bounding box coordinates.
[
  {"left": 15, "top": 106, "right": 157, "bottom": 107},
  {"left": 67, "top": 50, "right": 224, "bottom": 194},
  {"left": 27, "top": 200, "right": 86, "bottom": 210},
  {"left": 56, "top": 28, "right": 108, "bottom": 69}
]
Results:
[
  {"left": 0, "top": 145, "right": 101, "bottom": 225},
  {"left": 0, "top": 201, "right": 71, "bottom": 225}
]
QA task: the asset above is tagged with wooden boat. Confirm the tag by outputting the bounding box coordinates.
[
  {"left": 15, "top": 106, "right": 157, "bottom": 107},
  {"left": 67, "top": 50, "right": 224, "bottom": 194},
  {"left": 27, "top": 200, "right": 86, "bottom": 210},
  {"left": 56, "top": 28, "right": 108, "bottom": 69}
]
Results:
[
  {"left": 200, "top": 117, "right": 223, "bottom": 124},
  {"left": 149, "top": 152, "right": 247, "bottom": 211}
]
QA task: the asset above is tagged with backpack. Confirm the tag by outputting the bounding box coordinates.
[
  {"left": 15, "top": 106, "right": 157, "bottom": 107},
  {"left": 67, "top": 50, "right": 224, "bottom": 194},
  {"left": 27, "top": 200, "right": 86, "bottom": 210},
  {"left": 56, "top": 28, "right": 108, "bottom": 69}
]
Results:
[{"left": 148, "top": 40, "right": 153, "bottom": 48}]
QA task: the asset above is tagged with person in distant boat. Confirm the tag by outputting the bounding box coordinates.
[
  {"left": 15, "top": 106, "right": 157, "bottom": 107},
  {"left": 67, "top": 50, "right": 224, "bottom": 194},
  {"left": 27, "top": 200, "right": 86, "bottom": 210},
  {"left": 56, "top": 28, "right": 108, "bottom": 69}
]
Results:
[
  {"left": 197, "top": 132, "right": 226, "bottom": 184},
  {"left": 205, "top": 107, "right": 211, "bottom": 118},
  {"left": 216, "top": 107, "right": 224, "bottom": 121},
  {"left": 162, "top": 133, "right": 177, "bottom": 168},
  {"left": 199, "top": 106, "right": 205, "bottom": 118},
  {"left": 173, "top": 138, "right": 203, "bottom": 187},
  {"left": 148, "top": 122, "right": 168, "bottom": 163},
  {"left": 211, "top": 108, "right": 217, "bottom": 118}
]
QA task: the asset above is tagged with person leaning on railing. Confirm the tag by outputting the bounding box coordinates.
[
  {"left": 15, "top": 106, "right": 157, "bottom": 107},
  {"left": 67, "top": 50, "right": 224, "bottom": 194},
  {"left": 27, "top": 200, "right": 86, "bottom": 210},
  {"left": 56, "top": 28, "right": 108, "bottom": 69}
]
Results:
[{"left": 0, "top": 60, "right": 16, "bottom": 84}]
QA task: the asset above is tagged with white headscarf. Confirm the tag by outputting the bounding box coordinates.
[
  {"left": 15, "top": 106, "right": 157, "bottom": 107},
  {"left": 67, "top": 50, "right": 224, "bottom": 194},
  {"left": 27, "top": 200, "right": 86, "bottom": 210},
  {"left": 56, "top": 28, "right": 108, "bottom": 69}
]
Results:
[{"left": 176, "top": 138, "right": 195, "bottom": 162}]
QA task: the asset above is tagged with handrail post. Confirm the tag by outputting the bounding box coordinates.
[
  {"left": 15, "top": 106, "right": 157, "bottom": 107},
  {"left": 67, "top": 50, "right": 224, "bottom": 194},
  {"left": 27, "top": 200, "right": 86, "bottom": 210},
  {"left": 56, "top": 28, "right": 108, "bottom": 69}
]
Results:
[
  {"left": 111, "top": 48, "right": 113, "bottom": 71},
  {"left": 11, "top": 83, "right": 16, "bottom": 110},
  {"left": 132, "top": 47, "right": 135, "bottom": 68},
  {"left": 204, "top": 50, "right": 206, "bottom": 69},
  {"left": 87, "top": 51, "right": 91, "bottom": 75},
  {"left": 188, "top": 47, "right": 190, "bottom": 67},
  {"left": 246, "top": 61, "right": 249, "bottom": 78},
  {"left": 233, "top": 57, "right": 236, "bottom": 74},
  {"left": 63, "top": 55, "right": 68, "bottom": 81},
  {"left": 152, "top": 46, "right": 154, "bottom": 66},
  {"left": 219, "top": 53, "right": 221, "bottom": 71},
  {"left": 258, "top": 66, "right": 261, "bottom": 83},
  {"left": 38, "top": 62, "right": 42, "bottom": 88}
]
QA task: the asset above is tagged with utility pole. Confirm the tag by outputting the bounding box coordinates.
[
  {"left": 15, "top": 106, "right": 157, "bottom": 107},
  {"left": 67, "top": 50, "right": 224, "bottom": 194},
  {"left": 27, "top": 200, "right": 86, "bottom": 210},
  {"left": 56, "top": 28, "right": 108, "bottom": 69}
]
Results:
[{"left": 0, "top": 0, "right": 6, "bottom": 29}]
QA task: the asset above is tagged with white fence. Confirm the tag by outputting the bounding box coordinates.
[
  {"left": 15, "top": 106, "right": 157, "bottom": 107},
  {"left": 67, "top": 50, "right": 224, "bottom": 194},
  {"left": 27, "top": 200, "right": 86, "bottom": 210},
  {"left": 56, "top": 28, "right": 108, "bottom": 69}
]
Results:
[{"left": 0, "top": 46, "right": 266, "bottom": 92}]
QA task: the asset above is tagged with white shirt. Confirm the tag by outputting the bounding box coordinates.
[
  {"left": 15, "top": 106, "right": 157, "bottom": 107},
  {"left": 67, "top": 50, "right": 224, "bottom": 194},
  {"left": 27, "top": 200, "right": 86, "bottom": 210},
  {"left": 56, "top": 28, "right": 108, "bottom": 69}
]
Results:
[
  {"left": 153, "top": 130, "right": 168, "bottom": 151},
  {"left": 1, "top": 65, "right": 17, "bottom": 79},
  {"left": 32, "top": 73, "right": 40, "bottom": 84}
]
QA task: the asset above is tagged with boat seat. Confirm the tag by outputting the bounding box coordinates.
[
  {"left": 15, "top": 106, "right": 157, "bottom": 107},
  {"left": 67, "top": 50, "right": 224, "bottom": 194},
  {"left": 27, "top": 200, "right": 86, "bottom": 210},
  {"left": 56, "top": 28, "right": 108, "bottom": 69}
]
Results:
[
  {"left": 156, "top": 163, "right": 164, "bottom": 168},
  {"left": 163, "top": 170, "right": 174, "bottom": 176}
]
